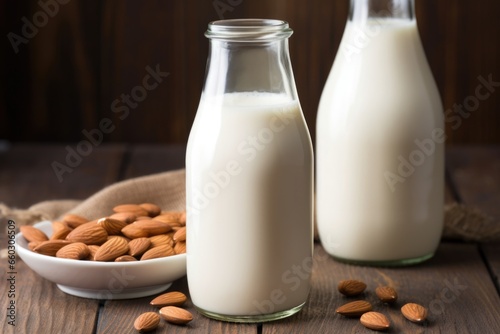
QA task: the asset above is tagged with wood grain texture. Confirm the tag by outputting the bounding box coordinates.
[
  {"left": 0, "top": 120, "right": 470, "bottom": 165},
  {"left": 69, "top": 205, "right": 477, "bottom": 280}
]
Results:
[
  {"left": 2, "top": 0, "right": 500, "bottom": 145},
  {"left": 0, "top": 260, "right": 99, "bottom": 334},
  {"left": 97, "top": 277, "right": 257, "bottom": 334},
  {"left": 262, "top": 243, "right": 500, "bottom": 333}
]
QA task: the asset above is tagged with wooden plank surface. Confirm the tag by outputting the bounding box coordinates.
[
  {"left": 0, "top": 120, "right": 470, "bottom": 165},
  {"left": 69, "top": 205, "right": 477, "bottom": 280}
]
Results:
[
  {"left": 1, "top": 144, "right": 499, "bottom": 334},
  {"left": 263, "top": 243, "right": 500, "bottom": 333}
]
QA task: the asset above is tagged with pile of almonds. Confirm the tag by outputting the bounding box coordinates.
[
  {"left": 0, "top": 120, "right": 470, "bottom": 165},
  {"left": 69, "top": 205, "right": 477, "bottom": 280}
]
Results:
[
  {"left": 336, "top": 279, "right": 428, "bottom": 331},
  {"left": 134, "top": 291, "right": 193, "bottom": 332},
  {"left": 20, "top": 203, "right": 186, "bottom": 261}
]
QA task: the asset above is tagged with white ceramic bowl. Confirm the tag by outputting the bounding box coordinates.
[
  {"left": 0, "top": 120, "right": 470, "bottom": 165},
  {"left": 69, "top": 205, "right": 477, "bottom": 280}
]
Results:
[{"left": 16, "top": 221, "right": 186, "bottom": 299}]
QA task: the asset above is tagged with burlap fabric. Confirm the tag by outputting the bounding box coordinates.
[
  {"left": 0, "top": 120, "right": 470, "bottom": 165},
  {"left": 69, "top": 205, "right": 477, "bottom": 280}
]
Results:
[{"left": 1, "top": 168, "right": 499, "bottom": 243}]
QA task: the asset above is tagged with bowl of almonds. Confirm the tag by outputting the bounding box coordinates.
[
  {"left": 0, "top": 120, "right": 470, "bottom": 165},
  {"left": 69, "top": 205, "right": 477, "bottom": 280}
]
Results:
[{"left": 15, "top": 203, "right": 187, "bottom": 300}]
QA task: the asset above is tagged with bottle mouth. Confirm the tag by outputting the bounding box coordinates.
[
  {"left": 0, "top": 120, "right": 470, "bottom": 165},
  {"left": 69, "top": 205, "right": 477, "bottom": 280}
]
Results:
[{"left": 205, "top": 19, "right": 293, "bottom": 42}]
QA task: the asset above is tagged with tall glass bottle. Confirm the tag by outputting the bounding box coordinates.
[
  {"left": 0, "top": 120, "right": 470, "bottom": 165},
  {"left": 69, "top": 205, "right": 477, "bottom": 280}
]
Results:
[
  {"left": 186, "top": 19, "right": 313, "bottom": 322},
  {"left": 316, "top": 0, "right": 444, "bottom": 265}
]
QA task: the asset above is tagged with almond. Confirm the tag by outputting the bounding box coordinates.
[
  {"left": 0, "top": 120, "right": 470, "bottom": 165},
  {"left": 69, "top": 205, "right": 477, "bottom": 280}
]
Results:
[
  {"left": 360, "top": 311, "right": 390, "bottom": 331},
  {"left": 375, "top": 286, "right": 398, "bottom": 303},
  {"left": 33, "top": 240, "right": 72, "bottom": 256},
  {"left": 115, "top": 255, "right": 138, "bottom": 262},
  {"left": 141, "top": 244, "right": 175, "bottom": 261},
  {"left": 336, "top": 300, "right": 372, "bottom": 317},
  {"left": 113, "top": 204, "right": 148, "bottom": 217},
  {"left": 20, "top": 226, "right": 49, "bottom": 243},
  {"left": 128, "top": 238, "right": 151, "bottom": 257},
  {"left": 66, "top": 223, "right": 108, "bottom": 245},
  {"left": 133, "top": 220, "right": 171, "bottom": 236},
  {"left": 154, "top": 212, "right": 181, "bottom": 225},
  {"left": 159, "top": 306, "right": 193, "bottom": 325},
  {"left": 177, "top": 212, "right": 186, "bottom": 225},
  {"left": 338, "top": 279, "right": 367, "bottom": 296},
  {"left": 173, "top": 227, "right": 186, "bottom": 242},
  {"left": 133, "top": 311, "right": 160, "bottom": 332},
  {"left": 401, "top": 303, "right": 428, "bottom": 323},
  {"left": 149, "top": 234, "right": 174, "bottom": 248},
  {"left": 121, "top": 224, "right": 149, "bottom": 239},
  {"left": 28, "top": 241, "right": 41, "bottom": 251},
  {"left": 87, "top": 245, "right": 100, "bottom": 260},
  {"left": 94, "top": 236, "right": 129, "bottom": 261},
  {"left": 97, "top": 217, "right": 128, "bottom": 235},
  {"left": 62, "top": 214, "right": 89, "bottom": 229},
  {"left": 139, "top": 203, "right": 162, "bottom": 217},
  {"left": 50, "top": 221, "right": 72, "bottom": 240},
  {"left": 174, "top": 241, "right": 186, "bottom": 255},
  {"left": 109, "top": 212, "right": 137, "bottom": 224},
  {"left": 150, "top": 291, "right": 187, "bottom": 307},
  {"left": 135, "top": 216, "right": 152, "bottom": 221},
  {"left": 56, "top": 242, "right": 89, "bottom": 260}
]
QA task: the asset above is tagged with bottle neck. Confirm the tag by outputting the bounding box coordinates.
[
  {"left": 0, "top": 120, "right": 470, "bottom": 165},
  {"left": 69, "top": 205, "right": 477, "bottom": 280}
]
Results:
[
  {"left": 203, "top": 19, "right": 298, "bottom": 100},
  {"left": 350, "top": 0, "right": 415, "bottom": 22}
]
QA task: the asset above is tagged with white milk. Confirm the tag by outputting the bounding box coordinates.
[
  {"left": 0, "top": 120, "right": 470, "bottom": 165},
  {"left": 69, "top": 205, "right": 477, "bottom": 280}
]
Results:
[
  {"left": 316, "top": 19, "right": 444, "bottom": 263},
  {"left": 186, "top": 92, "right": 313, "bottom": 316}
]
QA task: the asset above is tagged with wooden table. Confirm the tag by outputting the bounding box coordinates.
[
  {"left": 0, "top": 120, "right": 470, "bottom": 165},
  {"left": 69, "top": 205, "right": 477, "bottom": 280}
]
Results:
[{"left": 1, "top": 144, "right": 499, "bottom": 333}]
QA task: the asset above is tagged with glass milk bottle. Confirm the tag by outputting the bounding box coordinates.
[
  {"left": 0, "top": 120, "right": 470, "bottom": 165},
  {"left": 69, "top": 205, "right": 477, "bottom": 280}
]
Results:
[
  {"left": 316, "top": 0, "right": 444, "bottom": 265},
  {"left": 186, "top": 19, "right": 313, "bottom": 322}
]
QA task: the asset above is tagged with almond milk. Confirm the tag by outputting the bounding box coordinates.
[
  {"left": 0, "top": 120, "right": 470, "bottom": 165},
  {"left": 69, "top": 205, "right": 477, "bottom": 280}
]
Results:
[
  {"left": 316, "top": 19, "right": 444, "bottom": 264},
  {"left": 186, "top": 92, "right": 313, "bottom": 316}
]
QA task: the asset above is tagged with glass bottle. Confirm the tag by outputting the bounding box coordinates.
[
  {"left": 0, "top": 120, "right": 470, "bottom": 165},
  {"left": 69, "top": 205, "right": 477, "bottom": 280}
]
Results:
[
  {"left": 316, "top": 0, "right": 444, "bottom": 265},
  {"left": 186, "top": 19, "right": 313, "bottom": 322}
]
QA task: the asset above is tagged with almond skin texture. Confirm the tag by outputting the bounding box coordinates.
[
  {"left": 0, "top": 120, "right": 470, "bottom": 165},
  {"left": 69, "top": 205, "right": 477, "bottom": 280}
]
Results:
[
  {"left": 360, "top": 311, "right": 390, "bottom": 331},
  {"left": 338, "top": 279, "right": 367, "bottom": 296},
  {"left": 159, "top": 306, "right": 193, "bottom": 325},
  {"left": 134, "top": 312, "right": 160, "bottom": 332},
  {"left": 336, "top": 300, "right": 373, "bottom": 317},
  {"left": 121, "top": 224, "right": 149, "bottom": 239},
  {"left": 375, "top": 286, "right": 398, "bottom": 303},
  {"left": 139, "top": 203, "right": 162, "bottom": 217},
  {"left": 50, "top": 221, "right": 72, "bottom": 240},
  {"left": 133, "top": 220, "right": 172, "bottom": 236},
  {"left": 149, "top": 234, "right": 174, "bottom": 248},
  {"left": 141, "top": 244, "right": 175, "bottom": 261},
  {"left": 97, "top": 217, "right": 128, "bottom": 235},
  {"left": 109, "top": 212, "right": 137, "bottom": 224},
  {"left": 33, "top": 240, "right": 71, "bottom": 256},
  {"left": 66, "top": 222, "right": 108, "bottom": 245},
  {"left": 62, "top": 214, "right": 89, "bottom": 229},
  {"left": 20, "top": 226, "right": 49, "bottom": 243},
  {"left": 28, "top": 241, "right": 41, "bottom": 251},
  {"left": 173, "top": 226, "right": 186, "bottom": 242},
  {"left": 87, "top": 245, "right": 100, "bottom": 260},
  {"left": 94, "top": 236, "right": 129, "bottom": 261},
  {"left": 150, "top": 291, "right": 187, "bottom": 307},
  {"left": 174, "top": 241, "right": 186, "bottom": 255},
  {"left": 401, "top": 303, "right": 428, "bottom": 323},
  {"left": 56, "top": 242, "right": 89, "bottom": 260},
  {"left": 128, "top": 238, "right": 151, "bottom": 257},
  {"left": 115, "top": 255, "right": 138, "bottom": 262},
  {"left": 113, "top": 204, "right": 148, "bottom": 217},
  {"left": 154, "top": 212, "right": 181, "bottom": 225}
]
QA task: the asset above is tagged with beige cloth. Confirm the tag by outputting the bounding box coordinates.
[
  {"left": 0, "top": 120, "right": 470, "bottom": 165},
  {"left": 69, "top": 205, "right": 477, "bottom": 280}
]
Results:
[{"left": 1, "top": 168, "right": 499, "bottom": 242}]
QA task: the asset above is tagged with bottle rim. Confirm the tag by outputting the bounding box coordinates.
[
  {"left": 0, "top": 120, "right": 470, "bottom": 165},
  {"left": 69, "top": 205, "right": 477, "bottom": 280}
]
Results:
[{"left": 205, "top": 19, "right": 293, "bottom": 42}]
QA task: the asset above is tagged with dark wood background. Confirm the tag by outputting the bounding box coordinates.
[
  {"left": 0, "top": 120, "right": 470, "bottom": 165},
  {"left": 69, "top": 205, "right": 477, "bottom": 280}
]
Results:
[{"left": 2, "top": 0, "right": 499, "bottom": 145}]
